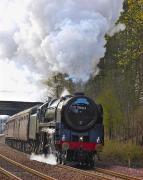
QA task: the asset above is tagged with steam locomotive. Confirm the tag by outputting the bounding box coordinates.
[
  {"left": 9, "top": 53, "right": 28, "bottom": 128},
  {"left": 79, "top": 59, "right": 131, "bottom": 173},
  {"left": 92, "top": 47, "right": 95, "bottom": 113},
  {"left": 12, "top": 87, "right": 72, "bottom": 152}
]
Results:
[{"left": 5, "top": 93, "right": 104, "bottom": 167}]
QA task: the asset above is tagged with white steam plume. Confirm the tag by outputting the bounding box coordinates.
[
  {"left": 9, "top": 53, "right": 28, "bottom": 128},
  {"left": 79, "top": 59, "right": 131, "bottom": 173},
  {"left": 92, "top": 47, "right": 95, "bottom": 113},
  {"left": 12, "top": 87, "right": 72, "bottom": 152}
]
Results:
[
  {"left": 30, "top": 153, "right": 57, "bottom": 165},
  {"left": 60, "top": 88, "right": 70, "bottom": 97},
  {"left": 30, "top": 127, "right": 57, "bottom": 165},
  {"left": 0, "top": 0, "right": 124, "bottom": 101},
  {"left": 108, "top": 23, "right": 126, "bottom": 36}
]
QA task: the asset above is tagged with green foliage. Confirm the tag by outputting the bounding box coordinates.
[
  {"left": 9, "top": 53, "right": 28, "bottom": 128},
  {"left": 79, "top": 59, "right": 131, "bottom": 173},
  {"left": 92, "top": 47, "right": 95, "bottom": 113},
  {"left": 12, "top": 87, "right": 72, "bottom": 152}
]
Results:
[
  {"left": 97, "top": 86, "right": 123, "bottom": 138},
  {"left": 114, "top": 0, "right": 143, "bottom": 66},
  {"left": 44, "top": 73, "right": 75, "bottom": 97}
]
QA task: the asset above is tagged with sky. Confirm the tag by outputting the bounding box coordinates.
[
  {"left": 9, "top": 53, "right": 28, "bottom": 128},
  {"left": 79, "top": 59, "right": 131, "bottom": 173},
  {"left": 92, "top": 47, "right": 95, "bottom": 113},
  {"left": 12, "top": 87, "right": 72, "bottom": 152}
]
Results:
[
  {"left": 0, "top": 0, "right": 124, "bottom": 102},
  {"left": 0, "top": 60, "right": 47, "bottom": 101}
]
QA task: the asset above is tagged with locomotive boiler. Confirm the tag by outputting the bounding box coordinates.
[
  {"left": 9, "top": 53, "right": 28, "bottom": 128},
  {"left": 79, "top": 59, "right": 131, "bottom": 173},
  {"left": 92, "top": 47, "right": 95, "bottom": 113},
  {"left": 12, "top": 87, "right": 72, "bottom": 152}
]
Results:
[{"left": 5, "top": 93, "right": 104, "bottom": 167}]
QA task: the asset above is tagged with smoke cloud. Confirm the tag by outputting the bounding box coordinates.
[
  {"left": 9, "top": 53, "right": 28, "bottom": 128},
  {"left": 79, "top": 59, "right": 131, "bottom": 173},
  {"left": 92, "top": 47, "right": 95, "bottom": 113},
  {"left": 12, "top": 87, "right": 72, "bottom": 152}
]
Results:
[{"left": 0, "top": 0, "right": 124, "bottom": 101}]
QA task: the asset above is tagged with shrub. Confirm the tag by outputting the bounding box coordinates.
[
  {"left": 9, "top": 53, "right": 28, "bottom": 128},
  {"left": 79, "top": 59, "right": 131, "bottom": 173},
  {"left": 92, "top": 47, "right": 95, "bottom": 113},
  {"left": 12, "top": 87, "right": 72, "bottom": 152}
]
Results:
[{"left": 101, "top": 140, "right": 143, "bottom": 167}]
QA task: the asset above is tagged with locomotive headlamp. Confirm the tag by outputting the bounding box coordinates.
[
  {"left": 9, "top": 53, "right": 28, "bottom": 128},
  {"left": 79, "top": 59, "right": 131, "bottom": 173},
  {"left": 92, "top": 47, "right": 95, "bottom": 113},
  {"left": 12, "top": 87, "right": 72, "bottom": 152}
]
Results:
[
  {"left": 79, "top": 136, "right": 83, "bottom": 141},
  {"left": 96, "top": 137, "right": 101, "bottom": 143},
  {"left": 62, "top": 134, "right": 66, "bottom": 141}
]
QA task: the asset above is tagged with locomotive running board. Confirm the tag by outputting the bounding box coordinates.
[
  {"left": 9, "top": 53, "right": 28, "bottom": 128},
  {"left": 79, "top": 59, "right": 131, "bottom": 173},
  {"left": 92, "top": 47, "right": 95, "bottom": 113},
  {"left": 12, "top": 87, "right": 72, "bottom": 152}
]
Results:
[{"left": 39, "top": 121, "right": 56, "bottom": 128}]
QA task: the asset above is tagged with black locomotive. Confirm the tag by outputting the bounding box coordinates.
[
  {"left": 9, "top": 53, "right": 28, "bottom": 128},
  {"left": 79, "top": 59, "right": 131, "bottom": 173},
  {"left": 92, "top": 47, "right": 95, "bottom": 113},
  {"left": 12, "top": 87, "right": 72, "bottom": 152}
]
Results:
[{"left": 5, "top": 93, "right": 104, "bottom": 167}]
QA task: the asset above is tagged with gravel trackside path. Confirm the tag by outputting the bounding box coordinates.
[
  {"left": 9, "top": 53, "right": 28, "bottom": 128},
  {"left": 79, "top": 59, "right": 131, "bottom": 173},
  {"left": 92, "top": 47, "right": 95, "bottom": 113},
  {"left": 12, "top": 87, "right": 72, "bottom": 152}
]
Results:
[{"left": 95, "top": 160, "right": 143, "bottom": 179}]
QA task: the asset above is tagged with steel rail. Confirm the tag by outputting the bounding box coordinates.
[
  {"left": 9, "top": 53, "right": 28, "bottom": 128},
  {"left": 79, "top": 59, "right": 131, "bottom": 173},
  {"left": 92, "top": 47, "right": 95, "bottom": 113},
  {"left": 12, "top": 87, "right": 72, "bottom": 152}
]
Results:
[
  {"left": 0, "top": 153, "right": 57, "bottom": 180},
  {"left": 0, "top": 166, "right": 22, "bottom": 180},
  {"left": 57, "top": 165, "right": 111, "bottom": 180},
  {"left": 58, "top": 164, "right": 143, "bottom": 180},
  {"left": 96, "top": 168, "right": 143, "bottom": 180}
]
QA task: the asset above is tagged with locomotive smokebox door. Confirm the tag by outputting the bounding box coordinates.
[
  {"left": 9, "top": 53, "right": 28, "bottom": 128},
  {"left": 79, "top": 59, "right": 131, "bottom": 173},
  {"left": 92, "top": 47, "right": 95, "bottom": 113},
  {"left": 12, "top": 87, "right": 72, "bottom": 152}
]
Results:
[{"left": 63, "top": 96, "right": 98, "bottom": 131}]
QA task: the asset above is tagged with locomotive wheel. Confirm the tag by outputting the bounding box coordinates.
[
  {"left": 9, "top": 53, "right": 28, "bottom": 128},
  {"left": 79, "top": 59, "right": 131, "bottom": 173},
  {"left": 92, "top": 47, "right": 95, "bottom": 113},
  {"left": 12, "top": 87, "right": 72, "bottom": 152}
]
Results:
[
  {"left": 56, "top": 152, "right": 60, "bottom": 164},
  {"left": 60, "top": 150, "right": 67, "bottom": 165},
  {"left": 89, "top": 154, "right": 95, "bottom": 168}
]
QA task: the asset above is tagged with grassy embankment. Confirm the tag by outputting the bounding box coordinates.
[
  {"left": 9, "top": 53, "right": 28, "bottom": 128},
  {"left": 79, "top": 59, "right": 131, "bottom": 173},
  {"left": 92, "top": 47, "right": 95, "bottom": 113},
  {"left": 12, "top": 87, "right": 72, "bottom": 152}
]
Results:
[{"left": 100, "top": 140, "right": 143, "bottom": 168}]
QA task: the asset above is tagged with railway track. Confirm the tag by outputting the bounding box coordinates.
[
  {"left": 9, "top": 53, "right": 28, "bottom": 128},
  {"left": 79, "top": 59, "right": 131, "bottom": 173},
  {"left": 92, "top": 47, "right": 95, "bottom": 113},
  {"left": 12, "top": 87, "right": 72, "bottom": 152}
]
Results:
[
  {"left": 0, "top": 166, "right": 22, "bottom": 180},
  {"left": 57, "top": 164, "right": 143, "bottom": 180},
  {"left": 57, "top": 164, "right": 113, "bottom": 180},
  {"left": 0, "top": 153, "right": 57, "bottom": 180},
  {"left": 0, "top": 148, "right": 142, "bottom": 180},
  {"left": 95, "top": 168, "right": 143, "bottom": 180}
]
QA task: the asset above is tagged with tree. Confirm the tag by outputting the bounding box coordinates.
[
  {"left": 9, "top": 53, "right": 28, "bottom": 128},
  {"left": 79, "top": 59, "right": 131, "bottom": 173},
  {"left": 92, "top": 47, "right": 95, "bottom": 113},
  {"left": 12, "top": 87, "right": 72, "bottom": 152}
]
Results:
[
  {"left": 44, "top": 73, "right": 75, "bottom": 98},
  {"left": 85, "top": 0, "right": 143, "bottom": 144}
]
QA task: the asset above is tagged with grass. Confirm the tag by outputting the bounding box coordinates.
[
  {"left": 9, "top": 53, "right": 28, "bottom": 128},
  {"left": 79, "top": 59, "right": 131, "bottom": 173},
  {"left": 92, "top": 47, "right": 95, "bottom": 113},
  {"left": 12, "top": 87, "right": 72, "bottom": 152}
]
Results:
[{"left": 100, "top": 140, "right": 143, "bottom": 168}]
